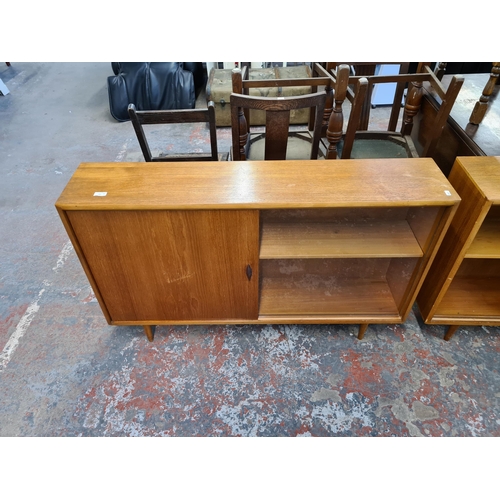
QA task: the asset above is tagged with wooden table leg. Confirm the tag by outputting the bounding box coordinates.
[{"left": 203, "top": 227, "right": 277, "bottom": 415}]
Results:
[
  {"left": 143, "top": 325, "right": 155, "bottom": 342},
  {"left": 357, "top": 324, "right": 369, "bottom": 340},
  {"left": 469, "top": 62, "right": 500, "bottom": 125},
  {"left": 444, "top": 325, "right": 459, "bottom": 341}
]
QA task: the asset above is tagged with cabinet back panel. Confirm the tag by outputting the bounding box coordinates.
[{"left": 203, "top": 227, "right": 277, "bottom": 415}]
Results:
[
  {"left": 435, "top": 273, "right": 500, "bottom": 318},
  {"left": 466, "top": 217, "right": 500, "bottom": 258},
  {"left": 455, "top": 258, "right": 500, "bottom": 278},
  {"left": 259, "top": 259, "right": 399, "bottom": 316},
  {"left": 260, "top": 258, "right": 391, "bottom": 279},
  {"left": 261, "top": 207, "right": 410, "bottom": 223}
]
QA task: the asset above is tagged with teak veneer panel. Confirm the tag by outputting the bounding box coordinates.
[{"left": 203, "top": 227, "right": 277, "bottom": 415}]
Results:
[
  {"left": 417, "top": 159, "right": 492, "bottom": 322},
  {"left": 451, "top": 156, "right": 500, "bottom": 202},
  {"left": 260, "top": 220, "right": 423, "bottom": 258},
  {"left": 67, "top": 209, "right": 259, "bottom": 321},
  {"left": 56, "top": 159, "right": 459, "bottom": 210}
]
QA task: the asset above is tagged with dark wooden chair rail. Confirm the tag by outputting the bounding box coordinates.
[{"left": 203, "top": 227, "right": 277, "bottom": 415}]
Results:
[{"left": 127, "top": 101, "right": 219, "bottom": 162}]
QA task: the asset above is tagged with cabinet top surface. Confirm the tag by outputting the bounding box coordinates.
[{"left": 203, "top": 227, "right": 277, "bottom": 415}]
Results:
[
  {"left": 455, "top": 156, "right": 500, "bottom": 203},
  {"left": 55, "top": 159, "right": 459, "bottom": 210}
]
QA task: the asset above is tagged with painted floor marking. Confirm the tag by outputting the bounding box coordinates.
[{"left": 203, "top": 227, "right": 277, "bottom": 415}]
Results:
[
  {"left": 53, "top": 240, "right": 73, "bottom": 272},
  {"left": 0, "top": 287, "right": 46, "bottom": 372},
  {"left": 0, "top": 146, "right": 129, "bottom": 374}
]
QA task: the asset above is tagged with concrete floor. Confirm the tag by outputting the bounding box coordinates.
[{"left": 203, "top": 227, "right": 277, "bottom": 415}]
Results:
[{"left": 1, "top": 62, "right": 499, "bottom": 437}]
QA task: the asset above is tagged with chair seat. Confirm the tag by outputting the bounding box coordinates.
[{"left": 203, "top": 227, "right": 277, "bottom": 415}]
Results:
[
  {"left": 338, "top": 136, "right": 412, "bottom": 159},
  {"left": 325, "top": 63, "right": 464, "bottom": 161},
  {"left": 247, "top": 132, "right": 327, "bottom": 160}
]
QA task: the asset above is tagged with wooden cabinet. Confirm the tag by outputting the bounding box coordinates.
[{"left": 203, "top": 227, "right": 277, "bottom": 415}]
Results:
[
  {"left": 55, "top": 159, "right": 459, "bottom": 341},
  {"left": 417, "top": 156, "right": 500, "bottom": 340}
]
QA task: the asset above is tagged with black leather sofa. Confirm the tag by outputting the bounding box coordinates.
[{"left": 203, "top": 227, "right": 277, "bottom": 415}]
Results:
[{"left": 107, "top": 62, "right": 206, "bottom": 121}]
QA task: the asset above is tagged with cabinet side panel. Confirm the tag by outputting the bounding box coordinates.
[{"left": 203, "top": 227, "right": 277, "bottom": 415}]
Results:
[
  {"left": 56, "top": 207, "right": 112, "bottom": 323},
  {"left": 389, "top": 204, "right": 458, "bottom": 319},
  {"left": 67, "top": 210, "right": 260, "bottom": 321},
  {"left": 417, "top": 160, "right": 491, "bottom": 321},
  {"left": 407, "top": 206, "right": 443, "bottom": 253},
  {"left": 386, "top": 258, "right": 419, "bottom": 316}
]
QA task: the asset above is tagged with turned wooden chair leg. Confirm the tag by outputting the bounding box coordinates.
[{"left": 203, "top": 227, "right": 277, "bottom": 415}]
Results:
[
  {"left": 357, "top": 324, "right": 369, "bottom": 340},
  {"left": 143, "top": 325, "right": 155, "bottom": 342},
  {"left": 444, "top": 325, "right": 459, "bottom": 341},
  {"left": 401, "top": 80, "right": 423, "bottom": 136},
  {"left": 325, "top": 64, "right": 349, "bottom": 159},
  {"left": 469, "top": 62, "right": 500, "bottom": 125}
]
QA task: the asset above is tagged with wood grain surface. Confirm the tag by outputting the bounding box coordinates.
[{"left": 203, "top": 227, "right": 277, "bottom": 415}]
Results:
[
  {"left": 260, "top": 220, "right": 423, "bottom": 258},
  {"left": 67, "top": 209, "right": 259, "bottom": 321},
  {"left": 55, "top": 159, "right": 460, "bottom": 211}
]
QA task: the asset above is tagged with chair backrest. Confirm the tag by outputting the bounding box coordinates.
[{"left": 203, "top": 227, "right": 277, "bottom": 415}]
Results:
[
  {"left": 325, "top": 63, "right": 464, "bottom": 159},
  {"left": 234, "top": 63, "right": 336, "bottom": 134},
  {"left": 127, "top": 102, "right": 219, "bottom": 162},
  {"left": 231, "top": 64, "right": 359, "bottom": 160},
  {"left": 230, "top": 90, "right": 327, "bottom": 160}
]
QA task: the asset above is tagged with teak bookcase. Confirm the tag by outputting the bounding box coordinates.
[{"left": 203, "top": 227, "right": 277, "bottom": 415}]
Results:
[
  {"left": 417, "top": 156, "right": 500, "bottom": 340},
  {"left": 55, "top": 159, "right": 459, "bottom": 341}
]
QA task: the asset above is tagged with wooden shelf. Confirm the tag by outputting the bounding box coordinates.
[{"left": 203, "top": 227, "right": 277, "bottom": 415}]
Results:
[
  {"left": 260, "top": 220, "right": 423, "bottom": 259},
  {"left": 465, "top": 218, "right": 500, "bottom": 258},
  {"left": 434, "top": 276, "right": 500, "bottom": 318},
  {"left": 417, "top": 156, "right": 500, "bottom": 339},
  {"left": 259, "top": 276, "right": 400, "bottom": 317}
]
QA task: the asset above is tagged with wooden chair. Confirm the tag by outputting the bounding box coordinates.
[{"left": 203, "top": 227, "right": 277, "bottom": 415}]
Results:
[
  {"left": 325, "top": 63, "right": 464, "bottom": 160},
  {"left": 434, "top": 62, "right": 500, "bottom": 125},
  {"left": 324, "top": 63, "right": 411, "bottom": 131},
  {"left": 127, "top": 101, "right": 225, "bottom": 162},
  {"left": 230, "top": 63, "right": 358, "bottom": 161}
]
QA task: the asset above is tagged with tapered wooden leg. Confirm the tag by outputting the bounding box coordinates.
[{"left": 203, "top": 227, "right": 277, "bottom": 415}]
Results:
[
  {"left": 143, "top": 325, "right": 155, "bottom": 342},
  {"left": 357, "top": 324, "right": 369, "bottom": 340},
  {"left": 444, "top": 325, "right": 459, "bottom": 341}
]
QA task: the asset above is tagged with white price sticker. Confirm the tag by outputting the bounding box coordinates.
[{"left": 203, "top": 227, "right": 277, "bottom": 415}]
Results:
[{"left": 93, "top": 192, "right": 107, "bottom": 197}]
